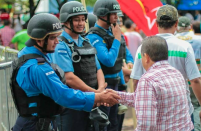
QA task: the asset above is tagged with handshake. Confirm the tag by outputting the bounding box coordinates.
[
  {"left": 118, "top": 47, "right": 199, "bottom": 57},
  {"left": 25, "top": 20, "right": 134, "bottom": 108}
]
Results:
[{"left": 95, "top": 89, "right": 119, "bottom": 107}]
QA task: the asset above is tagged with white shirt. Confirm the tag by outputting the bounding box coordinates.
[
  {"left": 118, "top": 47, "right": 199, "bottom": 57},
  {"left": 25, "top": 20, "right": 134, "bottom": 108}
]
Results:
[
  {"left": 131, "top": 33, "right": 200, "bottom": 115},
  {"left": 124, "top": 31, "right": 142, "bottom": 59}
]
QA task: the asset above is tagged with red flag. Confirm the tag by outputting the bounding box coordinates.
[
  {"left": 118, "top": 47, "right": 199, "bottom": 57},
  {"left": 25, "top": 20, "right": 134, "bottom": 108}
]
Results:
[{"left": 117, "top": 0, "right": 162, "bottom": 36}]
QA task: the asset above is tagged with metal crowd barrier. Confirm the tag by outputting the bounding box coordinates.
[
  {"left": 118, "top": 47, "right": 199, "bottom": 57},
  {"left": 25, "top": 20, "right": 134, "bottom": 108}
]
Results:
[
  {"left": 0, "top": 46, "right": 18, "bottom": 131},
  {"left": 0, "top": 46, "right": 18, "bottom": 63}
]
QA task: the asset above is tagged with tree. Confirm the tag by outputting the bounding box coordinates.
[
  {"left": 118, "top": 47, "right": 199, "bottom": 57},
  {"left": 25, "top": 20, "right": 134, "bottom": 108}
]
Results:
[
  {"left": 0, "top": 0, "right": 15, "bottom": 13},
  {"left": 29, "top": 0, "right": 40, "bottom": 18}
]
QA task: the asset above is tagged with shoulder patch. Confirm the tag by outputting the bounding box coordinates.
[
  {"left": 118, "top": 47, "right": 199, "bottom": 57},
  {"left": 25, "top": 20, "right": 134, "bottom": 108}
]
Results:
[
  {"left": 92, "top": 40, "right": 99, "bottom": 46},
  {"left": 46, "top": 71, "right": 55, "bottom": 76},
  {"left": 58, "top": 50, "right": 67, "bottom": 54}
]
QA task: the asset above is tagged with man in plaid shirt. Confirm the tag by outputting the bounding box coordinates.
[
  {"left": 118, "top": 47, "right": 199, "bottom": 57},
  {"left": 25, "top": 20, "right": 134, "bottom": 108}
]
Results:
[{"left": 107, "top": 36, "right": 194, "bottom": 130}]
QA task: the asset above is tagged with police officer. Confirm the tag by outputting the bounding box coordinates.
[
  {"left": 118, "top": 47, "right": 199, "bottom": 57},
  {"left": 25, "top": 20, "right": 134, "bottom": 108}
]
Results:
[
  {"left": 10, "top": 13, "right": 120, "bottom": 131},
  {"left": 86, "top": 0, "right": 129, "bottom": 130},
  {"left": 49, "top": 1, "right": 108, "bottom": 131}
]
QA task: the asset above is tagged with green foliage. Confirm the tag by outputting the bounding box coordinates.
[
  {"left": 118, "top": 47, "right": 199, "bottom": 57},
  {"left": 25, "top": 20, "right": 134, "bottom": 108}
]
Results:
[
  {"left": 0, "top": 0, "right": 15, "bottom": 4},
  {"left": 76, "top": 0, "right": 96, "bottom": 6}
]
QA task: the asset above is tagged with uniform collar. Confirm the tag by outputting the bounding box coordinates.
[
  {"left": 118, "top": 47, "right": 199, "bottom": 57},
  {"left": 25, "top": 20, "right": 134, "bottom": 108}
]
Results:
[{"left": 61, "top": 31, "right": 84, "bottom": 46}]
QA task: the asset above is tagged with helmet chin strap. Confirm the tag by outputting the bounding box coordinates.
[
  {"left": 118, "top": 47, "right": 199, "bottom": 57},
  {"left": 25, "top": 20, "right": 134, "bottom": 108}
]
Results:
[
  {"left": 98, "top": 14, "right": 111, "bottom": 25},
  {"left": 64, "top": 19, "right": 85, "bottom": 34},
  {"left": 34, "top": 36, "right": 55, "bottom": 53}
]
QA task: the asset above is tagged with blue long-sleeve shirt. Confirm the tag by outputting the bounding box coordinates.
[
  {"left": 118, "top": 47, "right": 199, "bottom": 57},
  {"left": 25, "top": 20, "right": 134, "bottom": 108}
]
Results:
[
  {"left": 86, "top": 23, "right": 126, "bottom": 85},
  {"left": 16, "top": 46, "right": 95, "bottom": 114}
]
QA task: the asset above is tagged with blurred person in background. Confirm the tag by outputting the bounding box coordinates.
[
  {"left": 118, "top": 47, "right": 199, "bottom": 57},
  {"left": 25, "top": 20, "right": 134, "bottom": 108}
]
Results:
[
  {"left": 0, "top": 20, "right": 15, "bottom": 48},
  {"left": 0, "top": 9, "right": 9, "bottom": 29},
  {"left": 192, "top": 21, "right": 201, "bottom": 36},
  {"left": 13, "top": 15, "right": 22, "bottom": 33},
  {"left": 176, "top": 16, "right": 201, "bottom": 131},
  {"left": 124, "top": 19, "right": 142, "bottom": 59},
  {"left": 185, "top": 11, "right": 194, "bottom": 23},
  {"left": 11, "top": 23, "right": 29, "bottom": 50},
  {"left": 0, "top": 20, "right": 4, "bottom": 29},
  {"left": 195, "top": 10, "right": 201, "bottom": 22}
]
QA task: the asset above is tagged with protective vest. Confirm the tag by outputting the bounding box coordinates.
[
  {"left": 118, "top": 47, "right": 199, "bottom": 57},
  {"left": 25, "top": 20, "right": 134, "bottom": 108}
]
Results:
[
  {"left": 88, "top": 27, "right": 126, "bottom": 75},
  {"left": 10, "top": 54, "right": 64, "bottom": 118},
  {"left": 59, "top": 36, "right": 98, "bottom": 88}
]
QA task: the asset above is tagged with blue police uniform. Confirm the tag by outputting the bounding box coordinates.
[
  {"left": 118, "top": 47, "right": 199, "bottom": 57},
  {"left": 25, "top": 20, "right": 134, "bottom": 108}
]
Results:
[
  {"left": 12, "top": 46, "right": 95, "bottom": 131},
  {"left": 86, "top": 23, "right": 130, "bottom": 131},
  {"left": 48, "top": 31, "right": 101, "bottom": 131}
]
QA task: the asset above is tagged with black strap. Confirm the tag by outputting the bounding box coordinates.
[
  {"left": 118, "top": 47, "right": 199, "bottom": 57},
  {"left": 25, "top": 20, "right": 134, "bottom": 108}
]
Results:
[
  {"left": 88, "top": 27, "right": 109, "bottom": 38},
  {"left": 18, "top": 54, "right": 44, "bottom": 65},
  {"left": 58, "top": 36, "right": 70, "bottom": 45}
]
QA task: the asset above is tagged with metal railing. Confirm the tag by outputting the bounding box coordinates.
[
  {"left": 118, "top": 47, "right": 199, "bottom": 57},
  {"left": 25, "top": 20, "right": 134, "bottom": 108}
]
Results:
[
  {"left": 0, "top": 46, "right": 18, "bottom": 131},
  {"left": 0, "top": 46, "right": 18, "bottom": 63}
]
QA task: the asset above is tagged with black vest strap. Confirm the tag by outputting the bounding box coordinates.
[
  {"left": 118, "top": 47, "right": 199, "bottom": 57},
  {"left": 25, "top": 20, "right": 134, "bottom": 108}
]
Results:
[{"left": 88, "top": 27, "right": 109, "bottom": 38}]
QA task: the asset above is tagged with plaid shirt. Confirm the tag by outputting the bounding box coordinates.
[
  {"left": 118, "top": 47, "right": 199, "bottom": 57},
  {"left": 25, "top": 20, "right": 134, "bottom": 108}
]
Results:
[
  {"left": 0, "top": 26, "right": 15, "bottom": 48},
  {"left": 118, "top": 61, "right": 194, "bottom": 131}
]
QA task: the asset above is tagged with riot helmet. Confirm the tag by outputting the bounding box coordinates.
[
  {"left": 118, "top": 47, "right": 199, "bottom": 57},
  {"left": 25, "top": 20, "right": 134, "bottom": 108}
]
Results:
[
  {"left": 117, "top": 11, "right": 124, "bottom": 17},
  {"left": 60, "top": 1, "right": 88, "bottom": 34},
  {"left": 27, "top": 13, "right": 63, "bottom": 53},
  {"left": 88, "top": 13, "right": 97, "bottom": 28},
  {"left": 93, "top": 0, "right": 121, "bottom": 25}
]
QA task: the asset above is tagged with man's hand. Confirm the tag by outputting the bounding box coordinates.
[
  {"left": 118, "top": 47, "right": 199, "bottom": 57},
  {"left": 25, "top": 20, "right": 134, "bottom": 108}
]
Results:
[
  {"left": 124, "top": 75, "right": 130, "bottom": 83},
  {"left": 105, "top": 89, "right": 118, "bottom": 95},
  {"left": 127, "top": 63, "right": 133, "bottom": 69},
  {"left": 111, "top": 23, "right": 121, "bottom": 42},
  {"left": 96, "top": 90, "right": 120, "bottom": 106},
  {"left": 97, "top": 82, "right": 107, "bottom": 93}
]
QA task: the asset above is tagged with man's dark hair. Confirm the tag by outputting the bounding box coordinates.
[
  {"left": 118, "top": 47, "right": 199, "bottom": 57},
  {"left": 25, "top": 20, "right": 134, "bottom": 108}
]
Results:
[
  {"left": 124, "top": 19, "right": 133, "bottom": 29},
  {"left": 156, "top": 15, "right": 177, "bottom": 29},
  {"left": 3, "top": 20, "right": 10, "bottom": 26},
  {"left": 192, "top": 21, "right": 201, "bottom": 33},
  {"left": 141, "top": 36, "right": 168, "bottom": 62}
]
